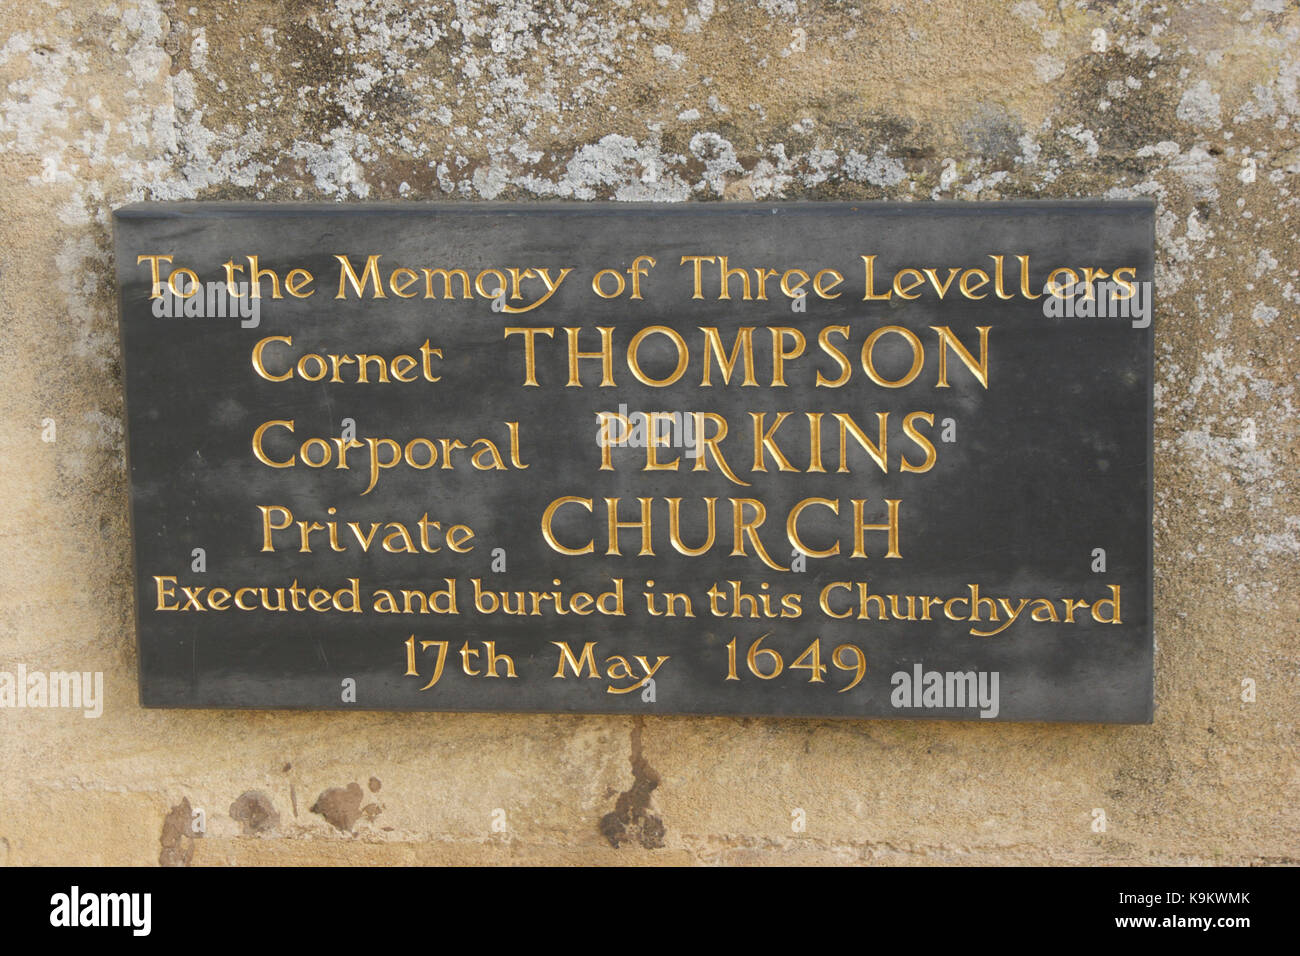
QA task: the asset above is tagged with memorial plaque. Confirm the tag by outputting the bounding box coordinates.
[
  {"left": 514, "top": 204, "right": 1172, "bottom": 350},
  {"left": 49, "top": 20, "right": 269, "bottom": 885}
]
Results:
[{"left": 114, "top": 202, "right": 1153, "bottom": 721}]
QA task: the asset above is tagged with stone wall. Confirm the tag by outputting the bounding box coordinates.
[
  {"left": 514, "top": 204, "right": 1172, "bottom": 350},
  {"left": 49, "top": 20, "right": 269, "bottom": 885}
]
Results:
[{"left": 0, "top": 0, "right": 1295, "bottom": 865}]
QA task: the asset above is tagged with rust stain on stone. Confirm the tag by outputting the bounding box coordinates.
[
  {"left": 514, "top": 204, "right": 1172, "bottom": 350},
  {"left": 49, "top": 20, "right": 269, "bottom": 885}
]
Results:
[
  {"left": 599, "top": 717, "right": 665, "bottom": 849},
  {"left": 229, "top": 790, "right": 280, "bottom": 835},
  {"left": 159, "top": 797, "right": 198, "bottom": 867},
  {"left": 311, "top": 783, "right": 363, "bottom": 831},
  {"left": 310, "top": 782, "right": 378, "bottom": 831}
]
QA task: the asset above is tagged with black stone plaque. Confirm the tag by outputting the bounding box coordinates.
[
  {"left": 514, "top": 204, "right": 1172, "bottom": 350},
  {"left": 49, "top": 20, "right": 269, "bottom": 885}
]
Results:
[{"left": 115, "top": 202, "right": 1153, "bottom": 721}]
